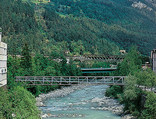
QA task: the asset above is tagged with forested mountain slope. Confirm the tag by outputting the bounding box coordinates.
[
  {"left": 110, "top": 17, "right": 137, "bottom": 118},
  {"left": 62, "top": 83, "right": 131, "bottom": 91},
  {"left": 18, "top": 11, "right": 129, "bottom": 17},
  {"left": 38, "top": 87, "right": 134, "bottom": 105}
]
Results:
[{"left": 1, "top": 0, "right": 156, "bottom": 55}]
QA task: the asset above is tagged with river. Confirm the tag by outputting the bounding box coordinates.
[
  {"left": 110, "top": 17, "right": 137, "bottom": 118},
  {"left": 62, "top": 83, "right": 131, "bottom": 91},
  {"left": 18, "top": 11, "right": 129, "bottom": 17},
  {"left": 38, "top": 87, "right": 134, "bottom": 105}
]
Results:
[{"left": 40, "top": 85, "right": 121, "bottom": 119}]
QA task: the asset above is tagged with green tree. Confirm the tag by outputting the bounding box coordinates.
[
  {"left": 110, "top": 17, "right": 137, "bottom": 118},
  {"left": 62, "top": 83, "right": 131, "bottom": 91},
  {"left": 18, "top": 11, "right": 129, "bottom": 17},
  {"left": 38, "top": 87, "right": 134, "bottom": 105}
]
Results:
[
  {"left": 0, "top": 88, "right": 12, "bottom": 119},
  {"left": 135, "top": 69, "right": 156, "bottom": 88},
  {"left": 115, "top": 46, "right": 142, "bottom": 76},
  {"left": 67, "top": 59, "right": 82, "bottom": 76},
  {"left": 20, "top": 43, "right": 32, "bottom": 75},
  {"left": 70, "top": 40, "right": 85, "bottom": 55},
  {"left": 105, "top": 85, "right": 123, "bottom": 99},
  {"left": 121, "top": 75, "right": 142, "bottom": 116},
  {"left": 140, "top": 92, "right": 156, "bottom": 119},
  {"left": 21, "top": 43, "right": 32, "bottom": 69}
]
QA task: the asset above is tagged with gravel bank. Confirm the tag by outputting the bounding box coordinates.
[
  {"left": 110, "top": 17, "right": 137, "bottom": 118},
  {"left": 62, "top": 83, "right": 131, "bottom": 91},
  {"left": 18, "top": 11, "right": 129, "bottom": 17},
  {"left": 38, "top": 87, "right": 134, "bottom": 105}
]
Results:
[
  {"left": 36, "top": 84, "right": 88, "bottom": 107},
  {"left": 91, "top": 97, "right": 124, "bottom": 115},
  {"left": 90, "top": 97, "right": 136, "bottom": 119}
]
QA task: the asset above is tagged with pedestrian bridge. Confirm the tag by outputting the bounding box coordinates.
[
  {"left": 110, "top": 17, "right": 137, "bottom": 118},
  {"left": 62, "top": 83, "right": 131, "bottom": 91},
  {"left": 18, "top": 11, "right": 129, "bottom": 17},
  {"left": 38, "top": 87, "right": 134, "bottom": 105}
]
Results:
[{"left": 16, "top": 76, "right": 125, "bottom": 86}]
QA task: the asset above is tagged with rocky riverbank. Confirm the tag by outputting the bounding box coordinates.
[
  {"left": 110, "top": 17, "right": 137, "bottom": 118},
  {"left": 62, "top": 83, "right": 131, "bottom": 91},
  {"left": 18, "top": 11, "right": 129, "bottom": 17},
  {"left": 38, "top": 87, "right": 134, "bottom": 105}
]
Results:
[
  {"left": 90, "top": 97, "right": 136, "bottom": 119},
  {"left": 36, "top": 85, "right": 135, "bottom": 119},
  {"left": 91, "top": 97, "right": 124, "bottom": 115},
  {"left": 36, "top": 84, "right": 88, "bottom": 107}
]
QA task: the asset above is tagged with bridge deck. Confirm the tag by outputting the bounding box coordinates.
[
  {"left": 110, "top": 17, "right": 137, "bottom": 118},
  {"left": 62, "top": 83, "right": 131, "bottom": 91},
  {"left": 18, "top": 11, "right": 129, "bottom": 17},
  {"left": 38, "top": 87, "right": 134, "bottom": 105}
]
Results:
[
  {"left": 81, "top": 68, "right": 117, "bottom": 71},
  {"left": 67, "top": 55, "right": 125, "bottom": 62},
  {"left": 81, "top": 68, "right": 117, "bottom": 73},
  {"left": 16, "top": 76, "right": 125, "bottom": 86}
]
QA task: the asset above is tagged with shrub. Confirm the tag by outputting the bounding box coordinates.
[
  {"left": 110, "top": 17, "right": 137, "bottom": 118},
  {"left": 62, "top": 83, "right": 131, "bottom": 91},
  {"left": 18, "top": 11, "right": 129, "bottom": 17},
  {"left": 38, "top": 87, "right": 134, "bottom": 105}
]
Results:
[
  {"left": 140, "top": 92, "right": 156, "bottom": 119},
  {"left": 105, "top": 85, "right": 123, "bottom": 99},
  {"left": 10, "top": 86, "right": 40, "bottom": 119},
  {"left": 0, "top": 86, "right": 40, "bottom": 119}
]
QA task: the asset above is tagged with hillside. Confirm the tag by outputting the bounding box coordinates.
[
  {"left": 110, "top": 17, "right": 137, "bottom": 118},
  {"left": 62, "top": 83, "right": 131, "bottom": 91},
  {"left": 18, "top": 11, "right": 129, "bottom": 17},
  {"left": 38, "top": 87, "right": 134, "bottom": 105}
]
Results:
[
  {"left": 47, "top": 0, "right": 156, "bottom": 54},
  {"left": 1, "top": 0, "right": 156, "bottom": 55}
]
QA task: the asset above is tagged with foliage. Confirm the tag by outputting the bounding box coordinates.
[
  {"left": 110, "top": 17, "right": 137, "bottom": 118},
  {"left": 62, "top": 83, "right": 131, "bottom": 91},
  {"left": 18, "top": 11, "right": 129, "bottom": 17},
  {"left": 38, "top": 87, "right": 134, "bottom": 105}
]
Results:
[
  {"left": 21, "top": 43, "right": 32, "bottom": 69},
  {"left": 122, "top": 70, "right": 156, "bottom": 117},
  {"left": 20, "top": 43, "right": 32, "bottom": 76},
  {"left": 0, "top": 87, "right": 40, "bottom": 119},
  {"left": 51, "top": 0, "right": 156, "bottom": 54},
  {"left": 121, "top": 75, "right": 142, "bottom": 115},
  {"left": 105, "top": 85, "right": 123, "bottom": 99},
  {"left": 140, "top": 92, "right": 156, "bottom": 119},
  {"left": 135, "top": 69, "right": 156, "bottom": 88},
  {"left": 2, "top": 0, "right": 156, "bottom": 55},
  {"left": 7, "top": 56, "right": 20, "bottom": 90},
  {"left": 10, "top": 86, "right": 40, "bottom": 119},
  {"left": 114, "top": 46, "right": 142, "bottom": 76},
  {"left": 91, "top": 62, "right": 111, "bottom": 68},
  {"left": 106, "top": 47, "right": 156, "bottom": 118},
  {"left": 0, "top": 88, "right": 12, "bottom": 119}
]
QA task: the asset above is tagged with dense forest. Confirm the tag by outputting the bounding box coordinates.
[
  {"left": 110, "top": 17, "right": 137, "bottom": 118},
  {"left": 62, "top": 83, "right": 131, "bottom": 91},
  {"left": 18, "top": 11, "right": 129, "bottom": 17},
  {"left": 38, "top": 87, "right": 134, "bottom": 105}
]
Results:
[{"left": 1, "top": 0, "right": 156, "bottom": 56}]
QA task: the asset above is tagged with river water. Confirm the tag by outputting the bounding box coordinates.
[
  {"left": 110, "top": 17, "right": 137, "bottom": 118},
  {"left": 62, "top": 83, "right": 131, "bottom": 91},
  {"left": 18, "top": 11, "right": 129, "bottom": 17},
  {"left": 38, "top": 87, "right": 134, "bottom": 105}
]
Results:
[{"left": 41, "top": 85, "right": 121, "bottom": 119}]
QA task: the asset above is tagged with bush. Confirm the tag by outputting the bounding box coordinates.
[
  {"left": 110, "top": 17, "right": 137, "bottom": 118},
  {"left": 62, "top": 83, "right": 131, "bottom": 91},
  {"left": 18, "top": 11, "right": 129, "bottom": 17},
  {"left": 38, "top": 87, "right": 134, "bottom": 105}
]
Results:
[
  {"left": 140, "top": 92, "right": 156, "bottom": 119},
  {"left": 105, "top": 85, "right": 123, "bottom": 99},
  {"left": 10, "top": 86, "right": 40, "bottom": 119},
  {"left": 122, "top": 75, "right": 142, "bottom": 116},
  {"left": 0, "top": 88, "right": 12, "bottom": 119},
  {"left": 0, "top": 86, "right": 40, "bottom": 119}
]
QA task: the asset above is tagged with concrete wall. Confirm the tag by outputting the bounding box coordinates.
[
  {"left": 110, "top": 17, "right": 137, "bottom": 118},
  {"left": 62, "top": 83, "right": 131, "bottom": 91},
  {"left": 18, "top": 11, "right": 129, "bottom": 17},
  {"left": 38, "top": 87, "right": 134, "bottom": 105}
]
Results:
[
  {"left": 0, "top": 32, "right": 7, "bottom": 87},
  {"left": 151, "top": 49, "right": 156, "bottom": 73}
]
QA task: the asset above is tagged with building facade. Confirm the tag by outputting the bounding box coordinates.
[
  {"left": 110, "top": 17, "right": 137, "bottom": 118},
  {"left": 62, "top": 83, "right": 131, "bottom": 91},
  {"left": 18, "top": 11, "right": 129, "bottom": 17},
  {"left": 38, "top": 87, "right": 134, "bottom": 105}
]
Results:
[
  {"left": 0, "top": 29, "right": 7, "bottom": 87},
  {"left": 151, "top": 49, "right": 156, "bottom": 73}
]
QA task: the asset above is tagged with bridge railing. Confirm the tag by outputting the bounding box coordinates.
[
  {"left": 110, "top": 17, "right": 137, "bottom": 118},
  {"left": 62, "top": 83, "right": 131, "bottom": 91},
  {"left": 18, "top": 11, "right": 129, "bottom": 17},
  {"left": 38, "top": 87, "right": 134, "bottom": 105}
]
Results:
[
  {"left": 16, "top": 76, "right": 125, "bottom": 86},
  {"left": 66, "top": 55, "right": 125, "bottom": 62}
]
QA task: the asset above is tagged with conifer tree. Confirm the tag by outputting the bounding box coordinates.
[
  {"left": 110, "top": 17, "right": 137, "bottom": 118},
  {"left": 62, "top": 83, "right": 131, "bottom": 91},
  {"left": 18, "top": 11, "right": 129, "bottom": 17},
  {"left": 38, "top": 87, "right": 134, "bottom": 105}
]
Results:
[{"left": 21, "top": 43, "right": 32, "bottom": 69}]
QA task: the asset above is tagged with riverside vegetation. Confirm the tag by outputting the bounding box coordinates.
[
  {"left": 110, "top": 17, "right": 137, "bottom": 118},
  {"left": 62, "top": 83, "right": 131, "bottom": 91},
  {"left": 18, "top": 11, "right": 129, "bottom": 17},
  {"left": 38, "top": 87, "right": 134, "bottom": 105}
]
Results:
[{"left": 106, "top": 47, "right": 156, "bottom": 119}]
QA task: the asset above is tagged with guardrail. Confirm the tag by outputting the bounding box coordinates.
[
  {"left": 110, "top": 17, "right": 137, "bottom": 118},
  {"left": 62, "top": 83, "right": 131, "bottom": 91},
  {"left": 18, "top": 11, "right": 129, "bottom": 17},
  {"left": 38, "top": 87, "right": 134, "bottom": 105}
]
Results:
[{"left": 16, "top": 76, "right": 125, "bottom": 86}]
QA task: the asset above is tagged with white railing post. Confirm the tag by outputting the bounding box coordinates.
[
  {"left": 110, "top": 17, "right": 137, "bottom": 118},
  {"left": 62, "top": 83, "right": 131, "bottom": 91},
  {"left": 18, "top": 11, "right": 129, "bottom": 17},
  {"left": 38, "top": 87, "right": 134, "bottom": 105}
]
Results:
[
  {"left": 43, "top": 77, "right": 45, "bottom": 85},
  {"left": 51, "top": 77, "right": 53, "bottom": 85},
  {"left": 87, "top": 77, "right": 88, "bottom": 83},
  {"left": 78, "top": 77, "right": 79, "bottom": 84},
  {"left": 103, "top": 77, "right": 105, "bottom": 84},
  {"left": 69, "top": 77, "right": 71, "bottom": 84},
  {"left": 60, "top": 77, "right": 62, "bottom": 83}
]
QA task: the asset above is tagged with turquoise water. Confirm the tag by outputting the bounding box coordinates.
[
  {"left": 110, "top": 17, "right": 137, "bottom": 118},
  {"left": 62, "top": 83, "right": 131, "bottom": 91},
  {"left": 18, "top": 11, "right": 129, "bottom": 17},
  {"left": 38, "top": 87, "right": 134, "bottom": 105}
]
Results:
[{"left": 41, "top": 85, "right": 121, "bottom": 119}]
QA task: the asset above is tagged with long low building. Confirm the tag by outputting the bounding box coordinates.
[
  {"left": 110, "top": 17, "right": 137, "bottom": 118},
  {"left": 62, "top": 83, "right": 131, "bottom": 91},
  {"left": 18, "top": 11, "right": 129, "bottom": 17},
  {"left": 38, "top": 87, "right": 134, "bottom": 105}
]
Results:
[{"left": 0, "top": 29, "right": 7, "bottom": 87}]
